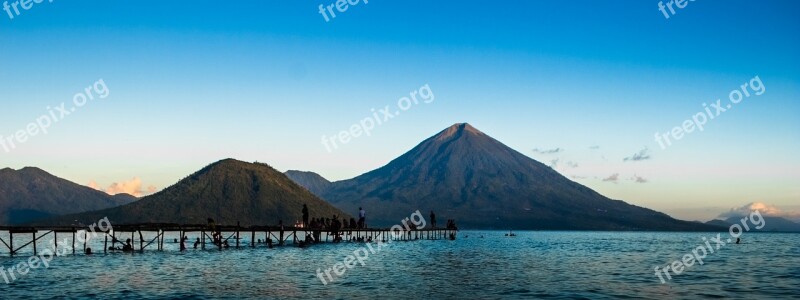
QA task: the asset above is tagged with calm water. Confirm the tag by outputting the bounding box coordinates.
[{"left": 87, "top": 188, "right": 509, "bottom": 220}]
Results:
[{"left": 0, "top": 231, "right": 798, "bottom": 299}]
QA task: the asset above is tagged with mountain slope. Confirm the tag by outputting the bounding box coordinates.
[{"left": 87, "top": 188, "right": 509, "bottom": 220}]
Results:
[
  {"left": 321, "top": 123, "right": 719, "bottom": 230},
  {"left": 284, "top": 170, "right": 331, "bottom": 196},
  {"left": 41, "top": 159, "right": 349, "bottom": 226},
  {"left": 0, "top": 167, "right": 136, "bottom": 225}
]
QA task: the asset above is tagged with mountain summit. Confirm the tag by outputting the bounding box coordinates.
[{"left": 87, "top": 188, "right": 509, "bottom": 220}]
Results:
[{"left": 315, "top": 123, "right": 716, "bottom": 230}]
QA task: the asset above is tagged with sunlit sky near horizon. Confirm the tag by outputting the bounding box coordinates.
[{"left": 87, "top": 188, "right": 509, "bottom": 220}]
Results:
[{"left": 1, "top": 1, "right": 798, "bottom": 222}]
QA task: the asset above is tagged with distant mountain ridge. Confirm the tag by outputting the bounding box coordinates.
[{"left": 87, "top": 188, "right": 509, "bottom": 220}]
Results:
[
  {"left": 284, "top": 170, "right": 331, "bottom": 196},
  {"left": 292, "top": 123, "right": 721, "bottom": 231},
  {"left": 705, "top": 216, "right": 800, "bottom": 232},
  {"left": 0, "top": 167, "right": 136, "bottom": 225},
  {"left": 40, "top": 159, "right": 350, "bottom": 226}
]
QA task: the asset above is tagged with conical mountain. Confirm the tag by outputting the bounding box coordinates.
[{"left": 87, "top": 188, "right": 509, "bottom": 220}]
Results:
[
  {"left": 0, "top": 167, "right": 135, "bottom": 225},
  {"left": 320, "top": 123, "right": 717, "bottom": 230},
  {"left": 42, "top": 159, "right": 349, "bottom": 226}
]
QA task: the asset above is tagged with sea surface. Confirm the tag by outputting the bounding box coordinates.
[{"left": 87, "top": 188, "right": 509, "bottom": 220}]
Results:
[{"left": 0, "top": 230, "right": 797, "bottom": 299}]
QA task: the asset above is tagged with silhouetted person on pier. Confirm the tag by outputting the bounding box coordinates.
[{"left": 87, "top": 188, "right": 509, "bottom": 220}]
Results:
[
  {"left": 430, "top": 211, "right": 437, "bottom": 228},
  {"left": 122, "top": 239, "right": 133, "bottom": 252},
  {"left": 446, "top": 219, "right": 458, "bottom": 230},
  {"left": 332, "top": 215, "right": 342, "bottom": 242},
  {"left": 302, "top": 204, "right": 309, "bottom": 228},
  {"left": 358, "top": 207, "right": 366, "bottom": 229},
  {"left": 350, "top": 217, "right": 357, "bottom": 229}
]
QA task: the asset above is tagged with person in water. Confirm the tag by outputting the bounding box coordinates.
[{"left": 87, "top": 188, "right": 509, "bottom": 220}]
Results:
[
  {"left": 194, "top": 237, "right": 201, "bottom": 249},
  {"left": 85, "top": 247, "right": 93, "bottom": 255},
  {"left": 122, "top": 239, "right": 133, "bottom": 252}
]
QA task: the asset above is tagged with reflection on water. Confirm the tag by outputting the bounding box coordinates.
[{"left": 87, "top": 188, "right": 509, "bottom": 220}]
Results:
[{"left": 0, "top": 231, "right": 798, "bottom": 299}]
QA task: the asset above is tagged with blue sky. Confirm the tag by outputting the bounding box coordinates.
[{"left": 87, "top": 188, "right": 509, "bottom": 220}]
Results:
[{"left": 1, "top": 0, "right": 798, "bottom": 221}]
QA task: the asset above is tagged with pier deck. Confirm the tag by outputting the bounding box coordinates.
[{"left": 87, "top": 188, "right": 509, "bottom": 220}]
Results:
[{"left": 0, "top": 224, "right": 458, "bottom": 256}]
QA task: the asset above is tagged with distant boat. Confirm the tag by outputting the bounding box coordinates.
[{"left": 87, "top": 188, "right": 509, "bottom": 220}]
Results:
[{"left": 505, "top": 229, "right": 516, "bottom": 237}]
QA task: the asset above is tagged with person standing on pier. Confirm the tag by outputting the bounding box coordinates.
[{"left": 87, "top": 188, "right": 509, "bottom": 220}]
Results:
[
  {"left": 358, "top": 207, "right": 366, "bottom": 229},
  {"left": 302, "top": 204, "right": 309, "bottom": 228},
  {"left": 430, "top": 211, "right": 437, "bottom": 228}
]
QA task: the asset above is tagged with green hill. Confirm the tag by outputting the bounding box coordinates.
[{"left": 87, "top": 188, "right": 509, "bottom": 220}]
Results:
[{"left": 40, "top": 159, "right": 349, "bottom": 226}]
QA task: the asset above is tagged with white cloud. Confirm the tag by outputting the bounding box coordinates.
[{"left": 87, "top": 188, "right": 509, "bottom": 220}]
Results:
[
  {"left": 718, "top": 202, "right": 800, "bottom": 222},
  {"left": 87, "top": 177, "right": 157, "bottom": 197}
]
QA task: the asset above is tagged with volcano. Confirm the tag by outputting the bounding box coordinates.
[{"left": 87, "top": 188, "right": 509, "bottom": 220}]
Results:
[{"left": 311, "top": 123, "right": 717, "bottom": 230}]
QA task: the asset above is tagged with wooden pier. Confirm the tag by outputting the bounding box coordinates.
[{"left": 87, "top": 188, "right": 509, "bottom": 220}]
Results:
[{"left": 0, "top": 224, "right": 458, "bottom": 256}]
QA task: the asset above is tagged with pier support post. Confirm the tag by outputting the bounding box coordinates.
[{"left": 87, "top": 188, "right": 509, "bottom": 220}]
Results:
[{"left": 236, "top": 222, "right": 240, "bottom": 249}]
